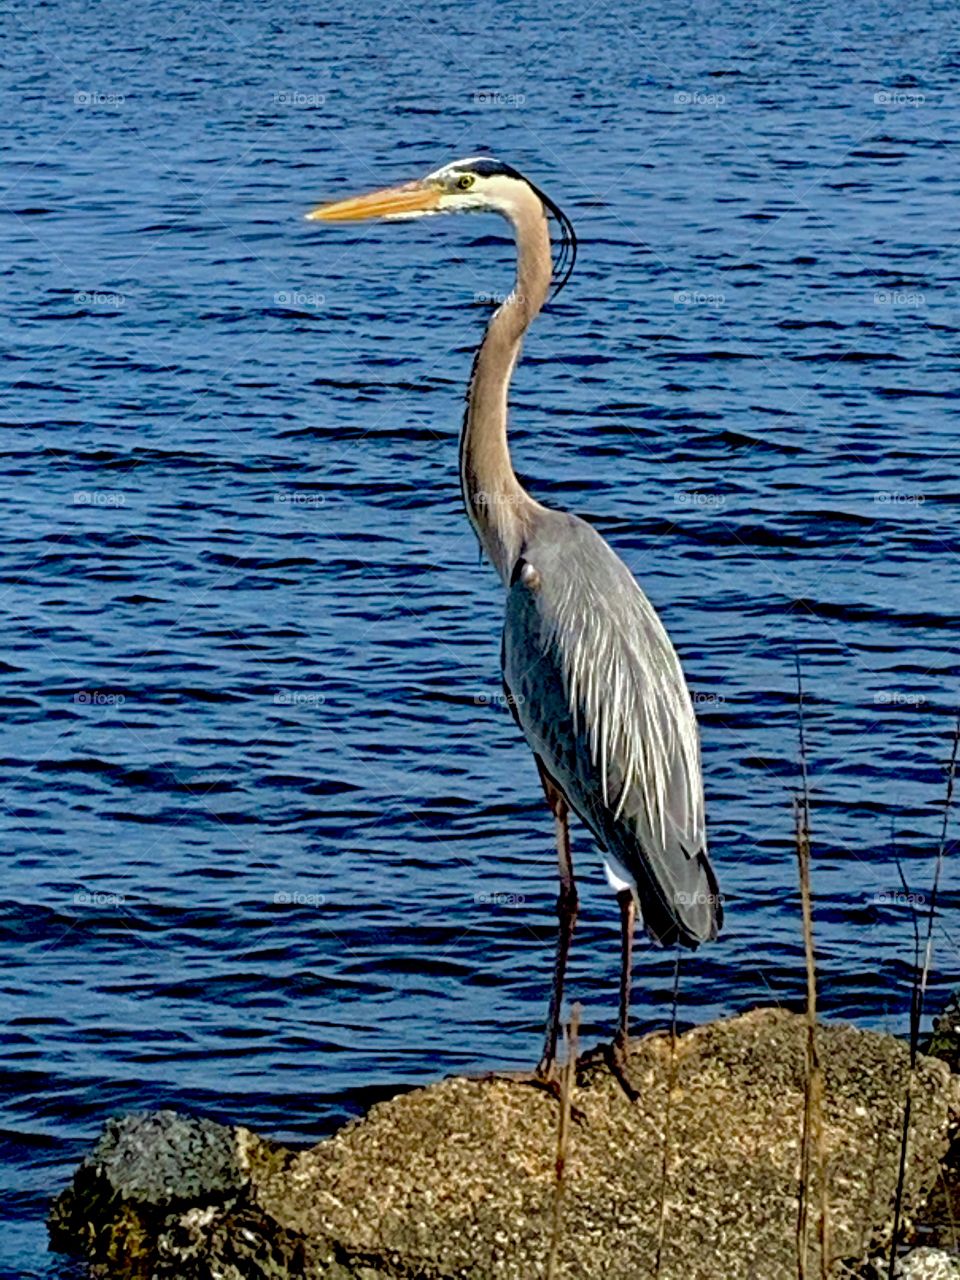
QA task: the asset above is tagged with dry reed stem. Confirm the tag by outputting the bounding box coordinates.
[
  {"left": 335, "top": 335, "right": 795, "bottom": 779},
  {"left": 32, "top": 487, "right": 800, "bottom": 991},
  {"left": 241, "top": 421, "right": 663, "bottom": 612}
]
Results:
[
  {"left": 546, "top": 1001, "right": 580, "bottom": 1280},
  {"left": 654, "top": 953, "right": 681, "bottom": 1279},
  {"left": 794, "top": 658, "right": 830, "bottom": 1280},
  {"left": 888, "top": 712, "right": 960, "bottom": 1278}
]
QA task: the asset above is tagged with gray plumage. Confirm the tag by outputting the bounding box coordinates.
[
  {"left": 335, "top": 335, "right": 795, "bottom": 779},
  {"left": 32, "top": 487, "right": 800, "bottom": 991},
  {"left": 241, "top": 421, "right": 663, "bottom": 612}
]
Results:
[{"left": 502, "top": 509, "right": 721, "bottom": 947}]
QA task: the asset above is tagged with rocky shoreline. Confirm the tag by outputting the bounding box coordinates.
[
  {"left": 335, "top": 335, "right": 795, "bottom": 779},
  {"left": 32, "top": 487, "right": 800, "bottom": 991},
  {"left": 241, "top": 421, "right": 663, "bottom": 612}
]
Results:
[{"left": 49, "top": 1007, "right": 960, "bottom": 1279}]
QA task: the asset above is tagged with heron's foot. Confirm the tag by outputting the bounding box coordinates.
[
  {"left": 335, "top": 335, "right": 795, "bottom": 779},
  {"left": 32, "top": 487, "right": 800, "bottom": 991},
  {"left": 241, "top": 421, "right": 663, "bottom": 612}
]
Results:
[
  {"left": 469, "top": 1064, "right": 559, "bottom": 1095},
  {"left": 533, "top": 1075, "right": 564, "bottom": 1103},
  {"left": 475, "top": 1065, "right": 581, "bottom": 1114},
  {"left": 605, "top": 1034, "right": 640, "bottom": 1103},
  {"left": 519, "top": 1055, "right": 563, "bottom": 1102},
  {"left": 535, "top": 1052, "right": 558, "bottom": 1084}
]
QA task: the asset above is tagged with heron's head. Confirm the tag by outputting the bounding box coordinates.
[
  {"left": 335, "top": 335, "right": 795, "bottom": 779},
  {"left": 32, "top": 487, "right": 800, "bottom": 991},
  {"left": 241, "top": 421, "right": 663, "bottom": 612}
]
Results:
[{"left": 306, "top": 155, "right": 576, "bottom": 294}]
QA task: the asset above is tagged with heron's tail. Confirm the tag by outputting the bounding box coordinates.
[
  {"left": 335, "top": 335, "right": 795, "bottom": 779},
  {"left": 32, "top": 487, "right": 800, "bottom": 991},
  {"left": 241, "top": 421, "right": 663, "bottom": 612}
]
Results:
[{"left": 606, "top": 824, "right": 723, "bottom": 949}]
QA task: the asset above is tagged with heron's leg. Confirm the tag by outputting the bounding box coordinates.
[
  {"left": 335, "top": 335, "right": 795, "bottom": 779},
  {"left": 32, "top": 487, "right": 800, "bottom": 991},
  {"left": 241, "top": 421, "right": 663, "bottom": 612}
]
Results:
[
  {"left": 536, "top": 765, "right": 577, "bottom": 1080},
  {"left": 613, "top": 888, "right": 636, "bottom": 1054}
]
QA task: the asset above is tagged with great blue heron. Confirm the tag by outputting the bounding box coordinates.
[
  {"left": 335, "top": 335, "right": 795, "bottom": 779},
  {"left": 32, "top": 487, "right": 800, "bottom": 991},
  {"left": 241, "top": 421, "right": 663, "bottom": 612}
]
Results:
[{"left": 307, "top": 156, "right": 722, "bottom": 1078}]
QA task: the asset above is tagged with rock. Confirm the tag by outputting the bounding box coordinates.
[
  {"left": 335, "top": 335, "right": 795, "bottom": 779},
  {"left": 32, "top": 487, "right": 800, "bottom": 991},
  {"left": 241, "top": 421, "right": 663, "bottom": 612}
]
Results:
[
  {"left": 47, "top": 1111, "right": 315, "bottom": 1279},
  {"left": 927, "top": 991, "right": 960, "bottom": 1074},
  {"left": 81, "top": 1110, "right": 243, "bottom": 1205},
  {"left": 49, "top": 1008, "right": 960, "bottom": 1279},
  {"left": 895, "top": 1247, "right": 960, "bottom": 1278}
]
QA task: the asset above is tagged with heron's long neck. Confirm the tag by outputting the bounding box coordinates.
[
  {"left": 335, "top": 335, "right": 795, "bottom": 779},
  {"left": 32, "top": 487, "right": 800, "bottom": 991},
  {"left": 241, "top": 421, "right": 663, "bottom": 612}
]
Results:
[{"left": 459, "top": 199, "right": 553, "bottom": 585}]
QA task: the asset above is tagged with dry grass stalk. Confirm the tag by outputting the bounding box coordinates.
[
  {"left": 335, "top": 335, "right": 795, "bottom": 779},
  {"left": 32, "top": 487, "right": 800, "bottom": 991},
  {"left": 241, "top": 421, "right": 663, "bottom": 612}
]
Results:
[
  {"left": 654, "top": 953, "right": 681, "bottom": 1278},
  {"left": 546, "top": 1001, "right": 580, "bottom": 1280},
  {"left": 887, "top": 712, "right": 960, "bottom": 1278},
  {"left": 794, "top": 660, "right": 830, "bottom": 1280}
]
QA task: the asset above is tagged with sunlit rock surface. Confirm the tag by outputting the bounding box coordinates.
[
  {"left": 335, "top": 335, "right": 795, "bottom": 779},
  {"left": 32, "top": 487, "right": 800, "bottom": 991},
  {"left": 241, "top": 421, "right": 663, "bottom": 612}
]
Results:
[{"left": 49, "top": 1008, "right": 960, "bottom": 1279}]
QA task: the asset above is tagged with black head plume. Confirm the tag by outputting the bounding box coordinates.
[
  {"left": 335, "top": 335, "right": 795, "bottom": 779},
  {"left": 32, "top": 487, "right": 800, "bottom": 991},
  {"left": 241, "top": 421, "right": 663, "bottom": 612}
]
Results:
[{"left": 453, "top": 156, "right": 578, "bottom": 299}]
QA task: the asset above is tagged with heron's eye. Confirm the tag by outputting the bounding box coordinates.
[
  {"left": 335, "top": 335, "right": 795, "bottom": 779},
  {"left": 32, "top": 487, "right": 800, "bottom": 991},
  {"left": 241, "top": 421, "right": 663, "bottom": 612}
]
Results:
[{"left": 456, "top": 174, "right": 475, "bottom": 191}]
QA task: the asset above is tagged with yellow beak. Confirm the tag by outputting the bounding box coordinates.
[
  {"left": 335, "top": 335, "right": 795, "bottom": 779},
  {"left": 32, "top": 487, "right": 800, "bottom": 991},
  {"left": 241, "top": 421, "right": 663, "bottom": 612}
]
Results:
[{"left": 305, "top": 180, "right": 440, "bottom": 222}]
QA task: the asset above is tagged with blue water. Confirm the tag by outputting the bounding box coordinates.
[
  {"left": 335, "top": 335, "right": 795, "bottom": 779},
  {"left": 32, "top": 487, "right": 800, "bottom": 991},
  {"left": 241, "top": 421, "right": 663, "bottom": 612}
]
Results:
[{"left": 2, "top": 0, "right": 959, "bottom": 1273}]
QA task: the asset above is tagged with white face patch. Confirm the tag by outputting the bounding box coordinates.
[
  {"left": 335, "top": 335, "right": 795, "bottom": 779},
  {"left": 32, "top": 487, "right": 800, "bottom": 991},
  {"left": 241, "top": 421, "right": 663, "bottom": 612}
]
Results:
[
  {"left": 424, "top": 162, "right": 535, "bottom": 220},
  {"left": 425, "top": 156, "right": 489, "bottom": 184},
  {"left": 466, "top": 173, "right": 530, "bottom": 216}
]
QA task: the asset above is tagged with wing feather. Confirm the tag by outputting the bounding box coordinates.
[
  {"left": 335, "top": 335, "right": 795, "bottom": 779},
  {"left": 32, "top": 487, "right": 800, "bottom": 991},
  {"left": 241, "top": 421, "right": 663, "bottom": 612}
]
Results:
[{"left": 501, "top": 512, "right": 721, "bottom": 946}]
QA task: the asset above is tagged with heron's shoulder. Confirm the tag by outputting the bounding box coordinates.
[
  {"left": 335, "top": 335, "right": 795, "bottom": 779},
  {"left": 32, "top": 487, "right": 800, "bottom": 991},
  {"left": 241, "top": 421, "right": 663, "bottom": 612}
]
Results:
[
  {"left": 520, "top": 508, "right": 630, "bottom": 582},
  {"left": 510, "top": 507, "right": 679, "bottom": 681},
  {"left": 517, "top": 508, "right": 655, "bottom": 624}
]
